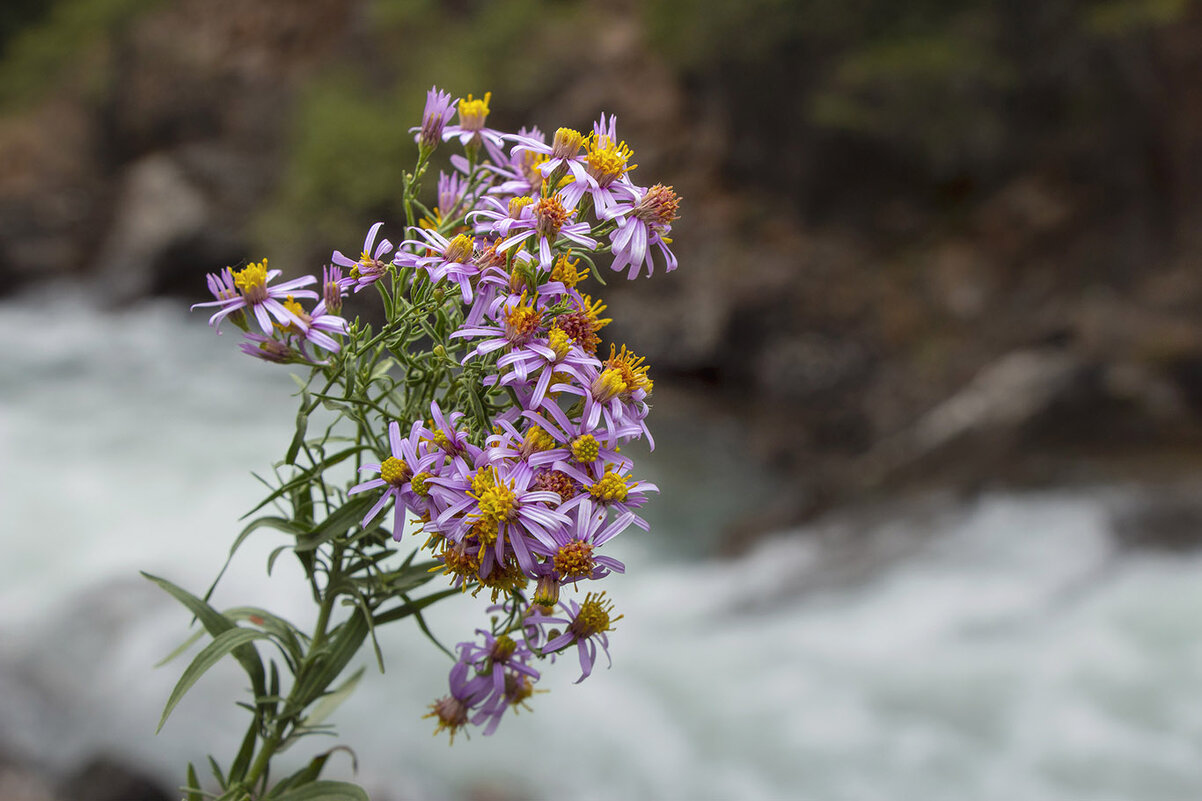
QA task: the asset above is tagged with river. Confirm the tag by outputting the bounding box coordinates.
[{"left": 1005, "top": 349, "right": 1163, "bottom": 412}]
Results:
[{"left": 2, "top": 293, "right": 1201, "bottom": 800}]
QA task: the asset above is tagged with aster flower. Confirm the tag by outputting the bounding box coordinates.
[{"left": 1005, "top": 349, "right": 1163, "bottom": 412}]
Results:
[
  {"left": 493, "top": 323, "right": 601, "bottom": 409},
  {"left": 484, "top": 126, "right": 550, "bottom": 198},
  {"left": 442, "top": 92, "right": 507, "bottom": 152},
  {"left": 493, "top": 191, "right": 597, "bottom": 270},
  {"left": 320, "top": 264, "right": 349, "bottom": 315},
  {"left": 413, "top": 86, "right": 456, "bottom": 153},
  {"left": 421, "top": 401, "right": 483, "bottom": 471},
  {"left": 529, "top": 591, "right": 622, "bottom": 682},
  {"left": 454, "top": 631, "right": 541, "bottom": 736},
  {"left": 519, "top": 401, "right": 634, "bottom": 470},
  {"left": 432, "top": 458, "right": 567, "bottom": 578},
  {"left": 349, "top": 420, "right": 440, "bottom": 540},
  {"left": 529, "top": 499, "right": 631, "bottom": 583},
  {"left": 274, "top": 295, "right": 348, "bottom": 355},
  {"left": 425, "top": 656, "right": 491, "bottom": 744},
  {"left": 400, "top": 228, "right": 481, "bottom": 304},
  {"left": 553, "top": 461, "right": 657, "bottom": 531},
  {"left": 191, "top": 259, "right": 317, "bottom": 335},
  {"left": 238, "top": 333, "right": 303, "bottom": 364},
  {"left": 606, "top": 183, "right": 681, "bottom": 279},
  {"left": 558, "top": 113, "right": 639, "bottom": 217},
  {"left": 331, "top": 222, "right": 394, "bottom": 292},
  {"left": 509, "top": 126, "right": 590, "bottom": 189},
  {"left": 452, "top": 290, "right": 549, "bottom": 359}
]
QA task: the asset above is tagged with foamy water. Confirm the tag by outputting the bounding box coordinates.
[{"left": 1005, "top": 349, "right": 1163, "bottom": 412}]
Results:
[{"left": 3, "top": 295, "right": 1202, "bottom": 801}]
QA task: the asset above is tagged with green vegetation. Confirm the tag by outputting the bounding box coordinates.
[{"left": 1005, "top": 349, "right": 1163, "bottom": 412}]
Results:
[
  {"left": 255, "top": 0, "right": 591, "bottom": 260},
  {"left": 0, "top": 0, "right": 165, "bottom": 110}
]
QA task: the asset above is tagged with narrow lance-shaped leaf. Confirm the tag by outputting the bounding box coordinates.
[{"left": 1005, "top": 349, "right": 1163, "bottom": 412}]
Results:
[
  {"left": 157, "top": 628, "right": 270, "bottom": 733},
  {"left": 269, "top": 780, "right": 371, "bottom": 801}
]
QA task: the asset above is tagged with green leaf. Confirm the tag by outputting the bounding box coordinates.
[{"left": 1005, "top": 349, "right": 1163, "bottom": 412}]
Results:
[
  {"left": 157, "top": 627, "right": 270, "bottom": 733},
  {"left": 205, "top": 517, "right": 308, "bottom": 603},
  {"left": 144, "top": 574, "right": 268, "bottom": 710},
  {"left": 207, "top": 755, "right": 227, "bottom": 789},
  {"left": 290, "top": 610, "right": 370, "bottom": 714},
  {"left": 285, "top": 403, "right": 310, "bottom": 466},
  {"left": 273, "top": 747, "right": 358, "bottom": 795},
  {"left": 226, "top": 606, "right": 306, "bottom": 665},
  {"left": 301, "top": 666, "right": 365, "bottom": 729},
  {"left": 295, "top": 495, "right": 378, "bottom": 553},
  {"left": 183, "top": 762, "right": 203, "bottom": 801},
  {"left": 271, "top": 780, "right": 370, "bottom": 801}
]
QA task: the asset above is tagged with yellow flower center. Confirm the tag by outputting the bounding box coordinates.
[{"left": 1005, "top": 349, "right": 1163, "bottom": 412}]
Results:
[
  {"left": 570, "top": 592, "right": 621, "bottom": 639},
  {"left": 551, "top": 253, "right": 586, "bottom": 288},
  {"left": 570, "top": 434, "right": 600, "bottom": 463},
  {"left": 547, "top": 326, "right": 571, "bottom": 361},
  {"left": 508, "top": 195, "right": 535, "bottom": 218},
  {"left": 491, "top": 635, "right": 517, "bottom": 663},
  {"left": 534, "top": 193, "right": 571, "bottom": 238},
  {"left": 551, "top": 127, "right": 585, "bottom": 160},
  {"left": 604, "top": 343, "right": 653, "bottom": 395},
  {"left": 589, "top": 468, "right": 631, "bottom": 503},
  {"left": 471, "top": 468, "right": 518, "bottom": 526},
  {"left": 444, "top": 234, "right": 474, "bottom": 264},
  {"left": 380, "top": 456, "right": 411, "bottom": 487},
  {"left": 591, "top": 368, "right": 629, "bottom": 403},
  {"left": 523, "top": 425, "right": 556, "bottom": 454},
  {"left": 554, "top": 539, "right": 595, "bottom": 578},
  {"left": 457, "top": 92, "right": 491, "bottom": 132},
  {"left": 232, "top": 259, "right": 270, "bottom": 303},
  {"left": 505, "top": 293, "right": 542, "bottom": 343},
  {"left": 585, "top": 135, "right": 636, "bottom": 187},
  {"left": 410, "top": 471, "right": 432, "bottom": 497}
]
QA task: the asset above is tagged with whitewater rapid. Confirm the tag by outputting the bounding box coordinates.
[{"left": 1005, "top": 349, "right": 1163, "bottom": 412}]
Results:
[{"left": 2, "top": 295, "right": 1202, "bottom": 801}]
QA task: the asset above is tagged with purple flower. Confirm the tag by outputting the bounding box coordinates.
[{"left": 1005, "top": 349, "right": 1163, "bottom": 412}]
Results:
[
  {"left": 518, "top": 402, "right": 633, "bottom": 470},
  {"left": 432, "top": 457, "right": 567, "bottom": 578},
  {"left": 553, "top": 461, "right": 657, "bottom": 531},
  {"left": 508, "top": 126, "right": 589, "bottom": 189},
  {"left": 413, "top": 86, "right": 456, "bottom": 152},
  {"left": 490, "top": 192, "right": 597, "bottom": 270},
  {"left": 529, "top": 591, "right": 622, "bottom": 683},
  {"left": 558, "top": 114, "right": 639, "bottom": 217},
  {"left": 331, "top": 222, "right": 394, "bottom": 292},
  {"left": 191, "top": 259, "right": 317, "bottom": 334},
  {"left": 454, "top": 630, "right": 542, "bottom": 735},
  {"left": 274, "top": 295, "right": 348, "bottom": 356},
  {"left": 607, "top": 183, "right": 681, "bottom": 279},
  {"left": 349, "top": 420, "right": 440, "bottom": 540},
  {"left": 238, "top": 333, "right": 302, "bottom": 364},
  {"left": 442, "top": 92, "right": 507, "bottom": 152},
  {"left": 400, "top": 228, "right": 480, "bottom": 304},
  {"left": 529, "top": 499, "right": 631, "bottom": 583},
  {"left": 493, "top": 324, "right": 601, "bottom": 410}
]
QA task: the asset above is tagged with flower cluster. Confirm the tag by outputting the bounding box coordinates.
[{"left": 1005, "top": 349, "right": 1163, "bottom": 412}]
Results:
[{"left": 191, "top": 87, "right": 680, "bottom": 742}]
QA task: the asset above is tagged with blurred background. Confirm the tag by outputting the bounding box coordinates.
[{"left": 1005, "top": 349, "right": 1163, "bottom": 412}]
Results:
[{"left": 4, "top": 0, "right": 1202, "bottom": 799}]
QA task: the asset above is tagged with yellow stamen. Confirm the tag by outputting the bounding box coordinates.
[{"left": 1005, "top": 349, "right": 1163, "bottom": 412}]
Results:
[
  {"left": 570, "top": 434, "right": 600, "bottom": 463},
  {"left": 547, "top": 326, "right": 571, "bottom": 361},
  {"left": 457, "top": 92, "right": 491, "bottom": 131},
  {"left": 380, "top": 456, "right": 411, "bottom": 487},
  {"left": 570, "top": 591, "right": 621, "bottom": 638},
  {"left": 585, "top": 135, "right": 636, "bottom": 186},
  {"left": 589, "top": 467, "right": 631, "bottom": 503},
  {"left": 232, "top": 259, "right": 270, "bottom": 302},
  {"left": 551, "top": 253, "right": 587, "bottom": 288},
  {"left": 554, "top": 540, "right": 595, "bottom": 579},
  {"left": 604, "top": 343, "right": 653, "bottom": 395}
]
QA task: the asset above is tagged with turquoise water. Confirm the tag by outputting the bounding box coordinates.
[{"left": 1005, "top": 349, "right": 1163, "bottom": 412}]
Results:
[{"left": 3, "top": 294, "right": 1202, "bottom": 800}]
